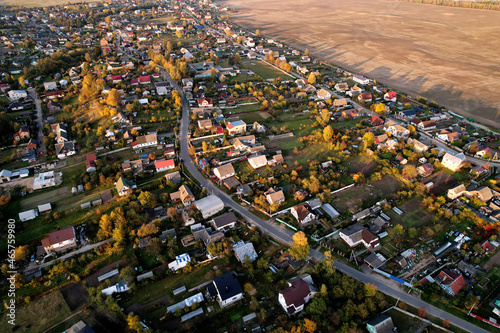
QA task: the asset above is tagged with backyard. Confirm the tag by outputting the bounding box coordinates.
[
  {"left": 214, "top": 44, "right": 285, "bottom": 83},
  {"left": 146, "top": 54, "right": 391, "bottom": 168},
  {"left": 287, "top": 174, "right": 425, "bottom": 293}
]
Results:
[{"left": 241, "top": 59, "right": 294, "bottom": 80}]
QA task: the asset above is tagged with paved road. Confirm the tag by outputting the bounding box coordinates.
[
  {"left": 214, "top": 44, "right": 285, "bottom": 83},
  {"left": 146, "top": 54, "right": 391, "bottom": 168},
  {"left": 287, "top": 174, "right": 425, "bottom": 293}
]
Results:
[
  {"left": 28, "top": 88, "right": 45, "bottom": 154},
  {"left": 24, "top": 238, "right": 113, "bottom": 271}
]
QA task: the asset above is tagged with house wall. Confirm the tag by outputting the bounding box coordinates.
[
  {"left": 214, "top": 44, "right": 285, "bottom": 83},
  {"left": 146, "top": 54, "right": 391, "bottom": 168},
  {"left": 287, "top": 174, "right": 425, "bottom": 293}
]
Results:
[{"left": 219, "top": 293, "right": 243, "bottom": 307}]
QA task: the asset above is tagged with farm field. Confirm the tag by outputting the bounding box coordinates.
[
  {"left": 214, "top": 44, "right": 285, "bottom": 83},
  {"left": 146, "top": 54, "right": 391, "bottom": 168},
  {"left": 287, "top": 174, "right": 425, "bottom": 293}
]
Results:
[
  {"left": 221, "top": 0, "right": 500, "bottom": 127},
  {"left": 0, "top": 0, "right": 99, "bottom": 6}
]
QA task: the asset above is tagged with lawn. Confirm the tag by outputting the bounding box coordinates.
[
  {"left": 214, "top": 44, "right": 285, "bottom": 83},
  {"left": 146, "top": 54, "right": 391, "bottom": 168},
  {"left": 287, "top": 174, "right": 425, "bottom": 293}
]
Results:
[
  {"left": 121, "top": 258, "right": 230, "bottom": 308},
  {"left": 293, "top": 142, "right": 334, "bottom": 166},
  {"left": 343, "top": 155, "right": 378, "bottom": 176},
  {"left": 20, "top": 187, "right": 70, "bottom": 210},
  {"left": 241, "top": 59, "right": 293, "bottom": 80},
  {"left": 0, "top": 290, "right": 72, "bottom": 333},
  {"left": 238, "top": 112, "right": 265, "bottom": 123}
]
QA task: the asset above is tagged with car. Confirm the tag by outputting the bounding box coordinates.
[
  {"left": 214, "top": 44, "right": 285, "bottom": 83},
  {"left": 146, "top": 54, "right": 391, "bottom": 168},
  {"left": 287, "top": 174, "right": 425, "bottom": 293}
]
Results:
[{"left": 30, "top": 255, "right": 35, "bottom": 262}]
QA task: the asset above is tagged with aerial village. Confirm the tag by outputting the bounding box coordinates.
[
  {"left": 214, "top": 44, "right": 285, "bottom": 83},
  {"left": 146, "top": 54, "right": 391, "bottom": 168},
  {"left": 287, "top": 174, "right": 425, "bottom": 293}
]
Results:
[{"left": 0, "top": 1, "right": 499, "bottom": 333}]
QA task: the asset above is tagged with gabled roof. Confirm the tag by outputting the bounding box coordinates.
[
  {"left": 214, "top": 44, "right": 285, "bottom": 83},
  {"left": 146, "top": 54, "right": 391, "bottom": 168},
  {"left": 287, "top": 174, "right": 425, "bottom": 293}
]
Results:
[
  {"left": 436, "top": 269, "right": 467, "bottom": 295},
  {"left": 41, "top": 226, "right": 75, "bottom": 248},
  {"left": 212, "top": 212, "right": 237, "bottom": 229},
  {"left": 280, "top": 278, "right": 311, "bottom": 312},
  {"left": 292, "top": 204, "right": 313, "bottom": 222},
  {"left": 154, "top": 159, "right": 175, "bottom": 169},
  {"left": 214, "top": 163, "right": 235, "bottom": 178}
]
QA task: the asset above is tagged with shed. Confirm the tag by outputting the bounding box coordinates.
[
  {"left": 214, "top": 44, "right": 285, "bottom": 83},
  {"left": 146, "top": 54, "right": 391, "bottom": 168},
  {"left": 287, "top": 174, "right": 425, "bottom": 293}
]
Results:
[{"left": 38, "top": 203, "right": 52, "bottom": 214}]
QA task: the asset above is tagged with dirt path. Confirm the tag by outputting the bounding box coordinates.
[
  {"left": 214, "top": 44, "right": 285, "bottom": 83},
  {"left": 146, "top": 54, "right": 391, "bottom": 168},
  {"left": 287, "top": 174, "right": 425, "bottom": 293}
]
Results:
[
  {"left": 221, "top": 0, "right": 500, "bottom": 127},
  {"left": 42, "top": 310, "right": 82, "bottom": 333}
]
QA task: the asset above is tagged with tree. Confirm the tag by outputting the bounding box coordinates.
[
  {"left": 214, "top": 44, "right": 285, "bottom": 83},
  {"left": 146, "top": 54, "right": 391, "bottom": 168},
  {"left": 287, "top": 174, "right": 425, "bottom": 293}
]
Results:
[
  {"left": 289, "top": 231, "right": 310, "bottom": 261},
  {"left": 256, "top": 29, "right": 260, "bottom": 36},
  {"left": 176, "top": 30, "right": 182, "bottom": 38},
  {"left": 408, "top": 125, "right": 416, "bottom": 135},
  {"left": 18, "top": 76, "right": 27, "bottom": 89},
  {"left": 408, "top": 227, "right": 418, "bottom": 239},
  {"left": 127, "top": 313, "right": 143, "bottom": 332},
  {"left": 14, "top": 245, "right": 28, "bottom": 262},
  {"left": 363, "top": 132, "right": 375, "bottom": 148},
  {"left": 442, "top": 319, "right": 450, "bottom": 328},
  {"left": 394, "top": 224, "right": 404, "bottom": 235},
  {"left": 371, "top": 103, "right": 387, "bottom": 115},
  {"left": 120, "top": 266, "right": 137, "bottom": 286},
  {"left": 137, "top": 223, "right": 157, "bottom": 238},
  {"left": 304, "top": 49, "right": 309, "bottom": 56},
  {"left": 303, "top": 318, "right": 317, "bottom": 333},
  {"left": 107, "top": 88, "right": 121, "bottom": 107},
  {"left": 138, "top": 191, "right": 157, "bottom": 209},
  {"left": 417, "top": 306, "right": 427, "bottom": 318},
  {"left": 166, "top": 41, "right": 173, "bottom": 52},
  {"left": 307, "top": 72, "right": 316, "bottom": 84},
  {"left": 403, "top": 165, "right": 418, "bottom": 179},
  {"left": 364, "top": 283, "right": 377, "bottom": 297},
  {"left": 244, "top": 282, "right": 254, "bottom": 294},
  {"left": 319, "top": 108, "right": 330, "bottom": 125},
  {"left": 323, "top": 125, "right": 334, "bottom": 142},
  {"left": 202, "top": 141, "right": 209, "bottom": 152}
]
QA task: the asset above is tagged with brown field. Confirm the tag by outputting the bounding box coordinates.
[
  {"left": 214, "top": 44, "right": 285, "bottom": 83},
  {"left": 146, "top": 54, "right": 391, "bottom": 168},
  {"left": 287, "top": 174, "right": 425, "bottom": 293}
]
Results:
[
  {"left": 220, "top": 0, "right": 500, "bottom": 127},
  {"left": 0, "top": 0, "right": 100, "bottom": 6}
]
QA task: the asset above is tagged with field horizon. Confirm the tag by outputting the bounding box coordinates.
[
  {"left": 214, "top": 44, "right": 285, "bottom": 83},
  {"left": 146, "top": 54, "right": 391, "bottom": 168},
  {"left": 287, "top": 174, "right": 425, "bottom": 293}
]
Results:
[
  {"left": 0, "top": 0, "right": 100, "bottom": 7},
  {"left": 219, "top": 0, "right": 500, "bottom": 128}
]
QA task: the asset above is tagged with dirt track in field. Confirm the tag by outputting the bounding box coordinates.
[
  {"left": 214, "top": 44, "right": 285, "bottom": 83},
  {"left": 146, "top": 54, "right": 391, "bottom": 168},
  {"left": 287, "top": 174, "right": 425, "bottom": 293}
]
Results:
[{"left": 220, "top": 0, "right": 500, "bottom": 127}]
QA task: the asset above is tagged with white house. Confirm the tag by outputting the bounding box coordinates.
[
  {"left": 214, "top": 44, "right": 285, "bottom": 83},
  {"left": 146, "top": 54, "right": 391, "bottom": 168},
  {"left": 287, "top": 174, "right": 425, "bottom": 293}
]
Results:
[
  {"left": 211, "top": 273, "right": 244, "bottom": 307},
  {"left": 226, "top": 120, "right": 247, "bottom": 136},
  {"left": 248, "top": 155, "right": 268, "bottom": 169},
  {"left": 353, "top": 75, "right": 370, "bottom": 85},
  {"left": 441, "top": 153, "right": 466, "bottom": 172},
  {"left": 447, "top": 184, "right": 466, "bottom": 200},
  {"left": 44, "top": 81, "right": 57, "bottom": 90},
  {"left": 291, "top": 204, "right": 316, "bottom": 225},
  {"left": 135, "top": 133, "right": 157, "bottom": 149},
  {"left": 233, "top": 241, "right": 258, "bottom": 263},
  {"left": 154, "top": 159, "right": 175, "bottom": 172},
  {"left": 387, "top": 124, "right": 410, "bottom": 138},
  {"left": 19, "top": 209, "right": 38, "bottom": 222},
  {"left": 278, "top": 274, "right": 316, "bottom": 316},
  {"left": 339, "top": 223, "right": 380, "bottom": 249},
  {"left": 8, "top": 90, "right": 27, "bottom": 100},
  {"left": 213, "top": 163, "right": 235, "bottom": 180},
  {"left": 316, "top": 89, "right": 331, "bottom": 100},
  {"left": 168, "top": 253, "right": 191, "bottom": 271}
]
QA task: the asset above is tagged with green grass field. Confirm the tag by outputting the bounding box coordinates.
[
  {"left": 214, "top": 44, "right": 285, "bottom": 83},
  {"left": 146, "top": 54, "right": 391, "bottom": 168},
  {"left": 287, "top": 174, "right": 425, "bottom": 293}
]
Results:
[{"left": 241, "top": 59, "right": 293, "bottom": 80}]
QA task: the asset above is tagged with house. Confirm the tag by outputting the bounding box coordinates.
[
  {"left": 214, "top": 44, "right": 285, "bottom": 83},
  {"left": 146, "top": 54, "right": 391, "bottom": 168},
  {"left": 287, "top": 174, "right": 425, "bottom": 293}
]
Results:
[
  {"left": 86, "top": 154, "right": 97, "bottom": 172},
  {"left": 408, "top": 138, "right": 428, "bottom": 153},
  {"left": 353, "top": 75, "right": 370, "bottom": 85},
  {"left": 410, "top": 117, "right": 422, "bottom": 127},
  {"left": 51, "top": 123, "right": 69, "bottom": 143},
  {"left": 226, "top": 120, "right": 247, "bottom": 136},
  {"left": 213, "top": 163, "right": 235, "bottom": 181},
  {"left": 233, "top": 241, "right": 258, "bottom": 263},
  {"left": 46, "top": 90, "right": 64, "bottom": 100},
  {"left": 399, "top": 109, "right": 417, "bottom": 119},
  {"left": 417, "top": 163, "right": 434, "bottom": 177},
  {"left": 273, "top": 154, "right": 285, "bottom": 164},
  {"left": 32, "top": 171, "right": 59, "bottom": 190},
  {"left": 383, "top": 91, "right": 397, "bottom": 102},
  {"left": 358, "top": 92, "right": 373, "bottom": 103},
  {"left": 441, "top": 153, "right": 466, "bottom": 172},
  {"left": 155, "top": 81, "right": 170, "bottom": 95},
  {"left": 436, "top": 269, "right": 467, "bottom": 296},
  {"left": 168, "top": 253, "right": 192, "bottom": 271},
  {"left": 278, "top": 274, "right": 316, "bottom": 316},
  {"left": 481, "top": 240, "right": 497, "bottom": 252},
  {"left": 154, "top": 159, "right": 175, "bottom": 172},
  {"left": 112, "top": 112, "right": 129, "bottom": 124},
  {"left": 13, "top": 126, "right": 30, "bottom": 141},
  {"left": 65, "top": 321, "right": 96, "bottom": 333},
  {"left": 475, "top": 147, "right": 492, "bottom": 158},
  {"left": 211, "top": 212, "right": 238, "bottom": 231},
  {"left": 347, "top": 86, "right": 363, "bottom": 97},
  {"left": 115, "top": 177, "right": 136, "bottom": 196},
  {"left": 253, "top": 122, "right": 266, "bottom": 133},
  {"left": 418, "top": 120, "right": 436, "bottom": 131},
  {"left": 339, "top": 223, "right": 380, "bottom": 249},
  {"left": 19, "top": 209, "right": 38, "bottom": 222},
  {"left": 387, "top": 124, "right": 410, "bottom": 138},
  {"left": 248, "top": 155, "right": 268, "bottom": 169},
  {"left": 210, "top": 273, "right": 243, "bottom": 307},
  {"left": 135, "top": 133, "right": 157, "bottom": 148},
  {"left": 265, "top": 188, "right": 285, "bottom": 205},
  {"left": 448, "top": 184, "right": 466, "bottom": 200},
  {"left": 138, "top": 75, "right": 151, "bottom": 84},
  {"left": 198, "top": 119, "right": 213, "bottom": 130},
  {"left": 41, "top": 226, "right": 77, "bottom": 255},
  {"left": 165, "top": 171, "right": 181, "bottom": 183},
  {"left": 465, "top": 185, "right": 495, "bottom": 202},
  {"left": 197, "top": 97, "right": 214, "bottom": 108},
  {"left": 170, "top": 185, "right": 195, "bottom": 206},
  {"left": 55, "top": 141, "right": 76, "bottom": 159},
  {"left": 316, "top": 89, "right": 331, "bottom": 100},
  {"left": 334, "top": 82, "right": 349, "bottom": 91},
  {"left": 44, "top": 81, "right": 57, "bottom": 90},
  {"left": 369, "top": 115, "right": 384, "bottom": 126},
  {"left": 366, "top": 314, "right": 395, "bottom": 333},
  {"left": 291, "top": 204, "right": 316, "bottom": 225},
  {"left": 374, "top": 134, "right": 388, "bottom": 144},
  {"left": 194, "top": 195, "right": 224, "bottom": 219},
  {"left": 333, "top": 98, "right": 348, "bottom": 108},
  {"left": 8, "top": 90, "right": 27, "bottom": 100},
  {"left": 47, "top": 100, "right": 62, "bottom": 111}
]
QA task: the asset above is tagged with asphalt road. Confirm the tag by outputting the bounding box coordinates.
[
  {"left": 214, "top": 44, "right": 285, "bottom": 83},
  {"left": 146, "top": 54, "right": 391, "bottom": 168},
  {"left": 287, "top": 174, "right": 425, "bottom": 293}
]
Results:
[{"left": 28, "top": 88, "right": 46, "bottom": 154}]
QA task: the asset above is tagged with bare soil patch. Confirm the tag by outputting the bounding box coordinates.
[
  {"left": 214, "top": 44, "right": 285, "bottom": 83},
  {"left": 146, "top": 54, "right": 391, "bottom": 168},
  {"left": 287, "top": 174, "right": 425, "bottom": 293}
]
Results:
[
  {"left": 221, "top": 0, "right": 500, "bottom": 127},
  {"left": 345, "top": 155, "right": 378, "bottom": 176},
  {"left": 84, "top": 258, "right": 127, "bottom": 287},
  {"left": 422, "top": 171, "right": 458, "bottom": 196},
  {"left": 484, "top": 250, "right": 500, "bottom": 271},
  {"left": 60, "top": 282, "right": 89, "bottom": 311}
]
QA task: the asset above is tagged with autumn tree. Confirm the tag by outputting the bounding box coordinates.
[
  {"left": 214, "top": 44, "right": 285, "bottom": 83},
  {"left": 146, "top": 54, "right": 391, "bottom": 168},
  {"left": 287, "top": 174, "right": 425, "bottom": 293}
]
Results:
[
  {"left": 371, "top": 103, "right": 387, "bottom": 115},
  {"left": 394, "top": 224, "right": 404, "bottom": 235},
  {"left": 364, "top": 283, "right": 377, "bottom": 297},
  {"left": 417, "top": 306, "right": 427, "bottom": 318},
  {"left": 403, "top": 164, "right": 418, "bottom": 179},
  {"left": 303, "top": 318, "right": 317, "bottom": 333},
  {"left": 255, "top": 29, "right": 260, "bottom": 36},
  {"left": 120, "top": 266, "right": 137, "bottom": 286},
  {"left": 323, "top": 125, "right": 334, "bottom": 142},
  {"left": 107, "top": 88, "right": 121, "bottom": 107},
  {"left": 127, "top": 313, "right": 143, "bottom": 332},
  {"left": 289, "top": 231, "right": 310, "bottom": 261},
  {"left": 307, "top": 73, "right": 316, "bottom": 84},
  {"left": 138, "top": 191, "right": 157, "bottom": 209},
  {"left": 14, "top": 245, "right": 29, "bottom": 262},
  {"left": 137, "top": 223, "right": 157, "bottom": 238},
  {"left": 442, "top": 319, "right": 450, "bottom": 328},
  {"left": 202, "top": 141, "right": 209, "bottom": 152},
  {"left": 363, "top": 132, "right": 375, "bottom": 149},
  {"left": 304, "top": 49, "right": 309, "bottom": 56}
]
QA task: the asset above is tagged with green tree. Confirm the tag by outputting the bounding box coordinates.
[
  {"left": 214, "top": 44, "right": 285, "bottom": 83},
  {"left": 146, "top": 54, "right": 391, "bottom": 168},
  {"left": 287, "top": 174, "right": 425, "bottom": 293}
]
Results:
[
  {"left": 364, "top": 283, "right": 377, "bottom": 297},
  {"left": 394, "top": 224, "right": 404, "bottom": 235},
  {"left": 120, "top": 266, "right": 137, "bottom": 286},
  {"left": 289, "top": 231, "right": 310, "bottom": 261}
]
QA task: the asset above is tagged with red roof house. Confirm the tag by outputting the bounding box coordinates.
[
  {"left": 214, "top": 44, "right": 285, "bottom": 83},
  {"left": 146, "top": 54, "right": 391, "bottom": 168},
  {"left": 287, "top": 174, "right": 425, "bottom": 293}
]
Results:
[
  {"left": 436, "top": 269, "right": 467, "bottom": 296},
  {"left": 384, "top": 91, "right": 397, "bottom": 102},
  {"left": 154, "top": 159, "right": 175, "bottom": 172},
  {"left": 86, "top": 153, "right": 97, "bottom": 172},
  {"left": 369, "top": 115, "right": 383, "bottom": 126}
]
